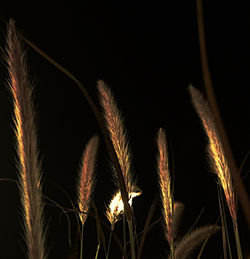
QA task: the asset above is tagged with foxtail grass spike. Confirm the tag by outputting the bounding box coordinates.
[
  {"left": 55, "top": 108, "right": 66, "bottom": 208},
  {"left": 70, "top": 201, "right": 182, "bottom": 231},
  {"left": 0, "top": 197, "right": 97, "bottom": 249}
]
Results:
[
  {"left": 189, "top": 85, "right": 236, "bottom": 221},
  {"left": 98, "top": 80, "right": 139, "bottom": 259},
  {"left": 6, "top": 19, "right": 46, "bottom": 259},
  {"left": 157, "top": 128, "right": 174, "bottom": 248},
  {"left": 196, "top": 0, "right": 250, "bottom": 228},
  {"left": 77, "top": 135, "right": 99, "bottom": 225},
  {"left": 189, "top": 85, "right": 243, "bottom": 258},
  {"left": 77, "top": 135, "right": 98, "bottom": 259},
  {"left": 97, "top": 80, "right": 134, "bottom": 193},
  {"left": 173, "top": 225, "right": 220, "bottom": 259}
]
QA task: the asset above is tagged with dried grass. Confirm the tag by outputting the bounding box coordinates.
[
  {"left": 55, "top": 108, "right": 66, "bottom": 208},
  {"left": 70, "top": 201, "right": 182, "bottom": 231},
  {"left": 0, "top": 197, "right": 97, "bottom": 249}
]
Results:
[{"left": 6, "top": 20, "right": 46, "bottom": 259}]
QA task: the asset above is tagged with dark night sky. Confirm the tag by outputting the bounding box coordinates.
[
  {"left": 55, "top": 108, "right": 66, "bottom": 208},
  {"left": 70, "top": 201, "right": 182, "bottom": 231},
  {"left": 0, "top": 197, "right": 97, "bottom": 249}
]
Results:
[{"left": 0, "top": 1, "right": 250, "bottom": 258}]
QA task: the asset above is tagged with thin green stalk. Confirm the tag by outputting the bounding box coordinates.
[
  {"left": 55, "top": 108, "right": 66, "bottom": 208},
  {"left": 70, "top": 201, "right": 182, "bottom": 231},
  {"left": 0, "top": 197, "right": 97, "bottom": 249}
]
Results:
[
  {"left": 170, "top": 241, "right": 175, "bottom": 259},
  {"left": 123, "top": 214, "right": 127, "bottom": 258},
  {"left": 95, "top": 244, "right": 100, "bottom": 259},
  {"left": 80, "top": 224, "right": 84, "bottom": 259},
  {"left": 128, "top": 219, "right": 136, "bottom": 259},
  {"left": 218, "top": 186, "right": 229, "bottom": 259},
  {"left": 233, "top": 220, "right": 243, "bottom": 259},
  {"left": 106, "top": 224, "right": 114, "bottom": 259}
]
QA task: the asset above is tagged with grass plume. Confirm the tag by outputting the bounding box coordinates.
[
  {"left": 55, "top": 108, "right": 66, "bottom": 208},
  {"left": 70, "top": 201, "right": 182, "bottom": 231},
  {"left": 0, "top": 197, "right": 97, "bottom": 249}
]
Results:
[
  {"left": 189, "top": 85, "right": 243, "bottom": 258},
  {"left": 6, "top": 19, "right": 46, "bottom": 259},
  {"left": 173, "top": 225, "right": 219, "bottom": 259},
  {"left": 77, "top": 135, "right": 99, "bottom": 225},
  {"left": 157, "top": 128, "right": 174, "bottom": 255},
  {"left": 77, "top": 135, "right": 98, "bottom": 259},
  {"left": 97, "top": 80, "right": 134, "bottom": 193},
  {"left": 189, "top": 85, "right": 236, "bottom": 221},
  {"left": 97, "top": 80, "right": 138, "bottom": 259}
]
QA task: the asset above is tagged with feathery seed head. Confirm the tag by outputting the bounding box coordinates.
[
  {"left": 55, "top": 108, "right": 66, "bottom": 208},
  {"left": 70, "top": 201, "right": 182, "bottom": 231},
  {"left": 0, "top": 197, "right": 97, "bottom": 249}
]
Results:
[
  {"left": 97, "top": 80, "right": 134, "bottom": 193},
  {"left": 157, "top": 128, "right": 174, "bottom": 245},
  {"left": 77, "top": 136, "right": 99, "bottom": 225},
  {"left": 6, "top": 19, "right": 46, "bottom": 259},
  {"left": 106, "top": 190, "right": 141, "bottom": 225},
  {"left": 189, "top": 85, "right": 236, "bottom": 220}
]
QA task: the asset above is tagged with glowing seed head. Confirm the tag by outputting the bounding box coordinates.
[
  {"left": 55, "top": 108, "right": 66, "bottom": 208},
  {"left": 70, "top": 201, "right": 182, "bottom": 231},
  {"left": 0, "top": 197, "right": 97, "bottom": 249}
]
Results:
[{"left": 106, "top": 190, "right": 141, "bottom": 225}]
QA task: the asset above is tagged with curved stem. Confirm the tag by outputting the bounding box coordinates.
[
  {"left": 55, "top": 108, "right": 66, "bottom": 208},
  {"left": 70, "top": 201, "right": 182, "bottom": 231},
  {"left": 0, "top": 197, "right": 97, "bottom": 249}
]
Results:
[
  {"left": 196, "top": 0, "right": 250, "bottom": 228},
  {"left": 95, "top": 244, "right": 100, "bottom": 259}
]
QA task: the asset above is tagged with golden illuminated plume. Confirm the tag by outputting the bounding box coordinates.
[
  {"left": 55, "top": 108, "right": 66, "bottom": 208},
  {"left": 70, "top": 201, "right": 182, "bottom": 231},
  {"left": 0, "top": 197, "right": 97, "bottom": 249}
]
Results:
[
  {"left": 6, "top": 20, "right": 46, "bottom": 259},
  {"left": 106, "top": 190, "right": 141, "bottom": 226},
  {"left": 189, "top": 85, "right": 236, "bottom": 220},
  {"left": 97, "top": 80, "right": 134, "bottom": 193},
  {"left": 77, "top": 136, "right": 99, "bottom": 225},
  {"left": 157, "top": 128, "right": 174, "bottom": 246}
]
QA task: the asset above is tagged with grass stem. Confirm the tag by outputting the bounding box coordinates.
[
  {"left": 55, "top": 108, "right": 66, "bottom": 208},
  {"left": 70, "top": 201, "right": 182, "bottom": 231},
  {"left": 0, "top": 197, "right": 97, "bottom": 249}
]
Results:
[
  {"left": 123, "top": 214, "right": 127, "bottom": 258},
  {"left": 80, "top": 224, "right": 85, "bottom": 259},
  {"left": 106, "top": 223, "right": 114, "bottom": 259},
  {"left": 128, "top": 219, "right": 136, "bottom": 259},
  {"left": 233, "top": 220, "right": 243, "bottom": 259},
  {"left": 218, "top": 186, "right": 229, "bottom": 259},
  {"left": 95, "top": 244, "right": 100, "bottom": 259}
]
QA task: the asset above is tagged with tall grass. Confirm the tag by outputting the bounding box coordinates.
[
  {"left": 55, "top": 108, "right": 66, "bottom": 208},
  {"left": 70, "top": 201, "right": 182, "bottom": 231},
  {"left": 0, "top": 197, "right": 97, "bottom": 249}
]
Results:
[
  {"left": 189, "top": 85, "right": 243, "bottom": 258},
  {"left": 157, "top": 128, "right": 174, "bottom": 257},
  {"left": 6, "top": 19, "right": 46, "bottom": 259},
  {"left": 77, "top": 135, "right": 99, "bottom": 259},
  {"left": 1, "top": 10, "right": 249, "bottom": 259}
]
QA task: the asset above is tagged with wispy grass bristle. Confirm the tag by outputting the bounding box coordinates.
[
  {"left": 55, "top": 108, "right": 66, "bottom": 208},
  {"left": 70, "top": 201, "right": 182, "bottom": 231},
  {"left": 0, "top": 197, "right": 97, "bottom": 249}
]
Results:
[
  {"left": 97, "top": 80, "right": 138, "bottom": 259},
  {"left": 77, "top": 135, "right": 99, "bottom": 225},
  {"left": 97, "top": 80, "right": 134, "bottom": 193},
  {"left": 157, "top": 128, "right": 174, "bottom": 255},
  {"left": 173, "top": 225, "right": 220, "bottom": 259},
  {"left": 2, "top": 15, "right": 248, "bottom": 259},
  {"left": 6, "top": 19, "right": 46, "bottom": 259},
  {"left": 189, "top": 85, "right": 243, "bottom": 258},
  {"left": 189, "top": 85, "right": 236, "bottom": 221}
]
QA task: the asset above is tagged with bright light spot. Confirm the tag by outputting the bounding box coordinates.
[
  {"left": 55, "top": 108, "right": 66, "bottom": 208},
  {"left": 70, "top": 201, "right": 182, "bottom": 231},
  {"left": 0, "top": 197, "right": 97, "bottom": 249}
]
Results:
[{"left": 106, "top": 190, "right": 141, "bottom": 225}]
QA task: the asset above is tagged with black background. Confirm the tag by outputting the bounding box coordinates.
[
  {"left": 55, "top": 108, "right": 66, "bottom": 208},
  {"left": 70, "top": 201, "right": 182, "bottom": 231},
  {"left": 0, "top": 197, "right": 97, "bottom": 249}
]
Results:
[{"left": 0, "top": 1, "right": 250, "bottom": 258}]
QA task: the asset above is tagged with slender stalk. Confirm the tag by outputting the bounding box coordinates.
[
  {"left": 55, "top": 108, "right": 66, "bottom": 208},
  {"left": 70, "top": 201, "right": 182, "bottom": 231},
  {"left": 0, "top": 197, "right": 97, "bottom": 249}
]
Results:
[
  {"left": 196, "top": 0, "right": 250, "bottom": 227},
  {"left": 128, "top": 219, "right": 136, "bottom": 259},
  {"left": 218, "top": 186, "right": 229, "bottom": 259},
  {"left": 233, "top": 220, "right": 243, "bottom": 259},
  {"left": 80, "top": 224, "right": 85, "bottom": 259},
  {"left": 123, "top": 214, "right": 127, "bottom": 258},
  {"left": 106, "top": 223, "right": 114, "bottom": 259},
  {"left": 170, "top": 242, "right": 174, "bottom": 259},
  {"left": 95, "top": 244, "right": 100, "bottom": 259}
]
